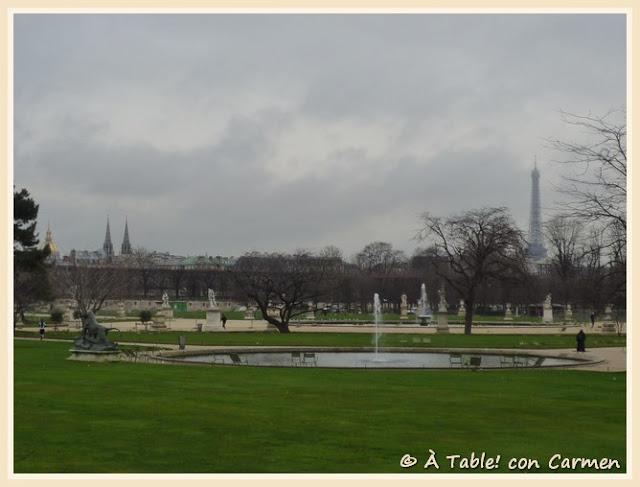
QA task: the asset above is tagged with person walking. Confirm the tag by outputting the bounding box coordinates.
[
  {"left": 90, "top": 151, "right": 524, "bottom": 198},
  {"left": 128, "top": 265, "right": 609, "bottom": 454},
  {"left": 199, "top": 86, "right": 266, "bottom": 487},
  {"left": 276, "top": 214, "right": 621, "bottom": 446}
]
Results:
[
  {"left": 221, "top": 314, "right": 227, "bottom": 329},
  {"left": 39, "top": 319, "right": 46, "bottom": 340},
  {"left": 590, "top": 312, "right": 596, "bottom": 328}
]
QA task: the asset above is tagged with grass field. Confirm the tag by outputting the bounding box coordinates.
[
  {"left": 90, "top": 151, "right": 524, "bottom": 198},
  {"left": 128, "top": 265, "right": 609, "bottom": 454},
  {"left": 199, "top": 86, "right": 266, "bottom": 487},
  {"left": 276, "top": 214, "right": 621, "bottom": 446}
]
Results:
[
  {"left": 23, "top": 311, "right": 556, "bottom": 323},
  {"left": 14, "top": 329, "right": 626, "bottom": 349},
  {"left": 13, "top": 340, "right": 625, "bottom": 473}
]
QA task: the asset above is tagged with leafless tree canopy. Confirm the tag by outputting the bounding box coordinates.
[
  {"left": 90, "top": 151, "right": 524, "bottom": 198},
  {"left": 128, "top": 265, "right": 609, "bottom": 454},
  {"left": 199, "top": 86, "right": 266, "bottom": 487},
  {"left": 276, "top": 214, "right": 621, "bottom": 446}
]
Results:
[
  {"left": 417, "top": 207, "right": 527, "bottom": 334},
  {"left": 319, "top": 245, "right": 344, "bottom": 261},
  {"left": 544, "top": 216, "right": 584, "bottom": 303},
  {"left": 122, "top": 247, "right": 156, "bottom": 297},
  {"left": 57, "top": 264, "right": 124, "bottom": 316},
  {"left": 232, "top": 251, "right": 340, "bottom": 333},
  {"left": 547, "top": 110, "right": 626, "bottom": 307},
  {"left": 549, "top": 110, "right": 626, "bottom": 232},
  {"left": 353, "top": 241, "right": 407, "bottom": 275}
]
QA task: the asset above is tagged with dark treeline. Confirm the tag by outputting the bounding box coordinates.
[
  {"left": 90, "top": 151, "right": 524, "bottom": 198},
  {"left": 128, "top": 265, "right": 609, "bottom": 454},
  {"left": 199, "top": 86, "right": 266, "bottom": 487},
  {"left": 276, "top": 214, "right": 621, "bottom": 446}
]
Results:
[{"left": 48, "top": 240, "right": 625, "bottom": 317}]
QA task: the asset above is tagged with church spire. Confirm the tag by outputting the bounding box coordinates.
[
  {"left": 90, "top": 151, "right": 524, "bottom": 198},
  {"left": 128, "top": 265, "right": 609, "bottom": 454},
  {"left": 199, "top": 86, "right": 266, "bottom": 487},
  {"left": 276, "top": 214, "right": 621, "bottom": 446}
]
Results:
[
  {"left": 121, "top": 218, "right": 132, "bottom": 255},
  {"left": 103, "top": 217, "right": 114, "bottom": 259}
]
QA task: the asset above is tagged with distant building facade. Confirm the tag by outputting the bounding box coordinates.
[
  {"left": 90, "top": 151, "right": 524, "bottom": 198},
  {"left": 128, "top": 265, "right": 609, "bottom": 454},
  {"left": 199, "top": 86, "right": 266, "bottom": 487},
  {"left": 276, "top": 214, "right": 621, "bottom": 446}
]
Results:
[{"left": 52, "top": 217, "right": 235, "bottom": 269}]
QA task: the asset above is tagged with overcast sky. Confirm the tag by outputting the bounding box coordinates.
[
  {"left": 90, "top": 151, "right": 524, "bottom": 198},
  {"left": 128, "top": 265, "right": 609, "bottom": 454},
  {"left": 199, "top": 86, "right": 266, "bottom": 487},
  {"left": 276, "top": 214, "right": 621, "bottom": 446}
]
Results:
[{"left": 14, "top": 13, "right": 626, "bottom": 258}]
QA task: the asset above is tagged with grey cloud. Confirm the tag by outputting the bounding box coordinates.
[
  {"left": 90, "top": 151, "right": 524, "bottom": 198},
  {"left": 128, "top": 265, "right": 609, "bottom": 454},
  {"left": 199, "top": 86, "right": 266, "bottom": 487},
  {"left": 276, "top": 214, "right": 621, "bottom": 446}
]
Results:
[{"left": 14, "top": 13, "right": 626, "bottom": 256}]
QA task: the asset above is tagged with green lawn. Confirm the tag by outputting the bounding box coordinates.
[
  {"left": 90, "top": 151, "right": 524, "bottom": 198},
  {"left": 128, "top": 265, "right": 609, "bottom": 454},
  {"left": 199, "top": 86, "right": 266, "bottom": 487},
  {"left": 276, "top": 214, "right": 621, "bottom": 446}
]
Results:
[
  {"left": 24, "top": 311, "right": 551, "bottom": 323},
  {"left": 14, "top": 340, "right": 625, "bottom": 473},
  {"left": 14, "top": 329, "right": 626, "bottom": 350},
  {"left": 305, "top": 312, "right": 547, "bottom": 323}
]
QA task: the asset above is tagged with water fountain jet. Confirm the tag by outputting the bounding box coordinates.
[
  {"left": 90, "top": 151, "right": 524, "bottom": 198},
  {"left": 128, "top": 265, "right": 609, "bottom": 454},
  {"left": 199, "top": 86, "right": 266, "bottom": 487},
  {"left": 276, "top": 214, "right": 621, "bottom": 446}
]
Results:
[
  {"left": 418, "top": 283, "right": 433, "bottom": 326},
  {"left": 373, "top": 293, "right": 382, "bottom": 355}
]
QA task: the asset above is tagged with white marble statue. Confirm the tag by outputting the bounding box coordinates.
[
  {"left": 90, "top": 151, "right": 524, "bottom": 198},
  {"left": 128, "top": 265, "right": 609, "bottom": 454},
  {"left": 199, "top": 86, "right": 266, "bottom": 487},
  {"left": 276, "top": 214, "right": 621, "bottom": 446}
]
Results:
[
  {"left": 543, "top": 293, "right": 553, "bottom": 323},
  {"left": 458, "top": 299, "right": 466, "bottom": 316},
  {"left": 565, "top": 304, "right": 573, "bottom": 319},
  {"left": 438, "top": 287, "right": 448, "bottom": 313},
  {"left": 208, "top": 288, "right": 218, "bottom": 309},
  {"left": 162, "top": 291, "right": 169, "bottom": 308},
  {"left": 504, "top": 302, "right": 513, "bottom": 321}
]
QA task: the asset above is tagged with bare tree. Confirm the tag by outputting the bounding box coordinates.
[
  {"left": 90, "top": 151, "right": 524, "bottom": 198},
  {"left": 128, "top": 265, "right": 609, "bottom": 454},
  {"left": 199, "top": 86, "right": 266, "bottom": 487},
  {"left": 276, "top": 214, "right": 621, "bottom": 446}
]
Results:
[
  {"left": 417, "top": 207, "right": 527, "bottom": 334},
  {"left": 319, "top": 245, "right": 344, "bottom": 261},
  {"left": 169, "top": 265, "right": 187, "bottom": 298},
  {"left": 14, "top": 267, "right": 53, "bottom": 323},
  {"left": 548, "top": 110, "right": 627, "bottom": 319},
  {"left": 549, "top": 110, "right": 626, "bottom": 244},
  {"left": 578, "top": 228, "right": 607, "bottom": 312},
  {"left": 231, "top": 251, "right": 339, "bottom": 333},
  {"left": 410, "top": 246, "right": 445, "bottom": 310},
  {"left": 57, "top": 264, "right": 122, "bottom": 317},
  {"left": 354, "top": 242, "right": 407, "bottom": 275},
  {"left": 123, "top": 247, "right": 156, "bottom": 297},
  {"left": 544, "top": 216, "right": 583, "bottom": 305}
]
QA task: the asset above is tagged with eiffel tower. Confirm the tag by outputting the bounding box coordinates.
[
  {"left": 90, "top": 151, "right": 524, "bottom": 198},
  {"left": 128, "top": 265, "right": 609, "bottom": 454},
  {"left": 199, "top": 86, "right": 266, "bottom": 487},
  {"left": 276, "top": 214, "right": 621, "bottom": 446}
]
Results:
[{"left": 527, "top": 158, "right": 547, "bottom": 261}]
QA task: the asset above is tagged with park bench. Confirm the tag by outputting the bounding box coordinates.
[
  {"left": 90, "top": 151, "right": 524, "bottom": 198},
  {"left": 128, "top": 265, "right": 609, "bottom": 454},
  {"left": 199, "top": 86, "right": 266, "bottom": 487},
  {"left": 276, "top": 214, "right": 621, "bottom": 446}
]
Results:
[
  {"left": 513, "top": 356, "right": 527, "bottom": 367},
  {"left": 499, "top": 355, "right": 515, "bottom": 367},
  {"left": 291, "top": 351, "right": 303, "bottom": 366},
  {"left": 212, "top": 354, "right": 225, "bottom": 365},
  {"left": 468, "top": 356, "right": 482, "bottom": 367},
  {"left": 302, "top": 352, "right": 317, "bottom": 367},
  {"left": 229, "top": 353, "right": 248, "bottom": 365}
]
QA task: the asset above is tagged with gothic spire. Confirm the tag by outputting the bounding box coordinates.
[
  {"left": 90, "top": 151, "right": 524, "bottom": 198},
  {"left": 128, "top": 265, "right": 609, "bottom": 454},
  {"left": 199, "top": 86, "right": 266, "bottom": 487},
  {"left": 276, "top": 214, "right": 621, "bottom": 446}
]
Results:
[
  {"left": 103, "top": 217, "right": 114, "bottom": 258},
  {"left": 121, "top": 217, "right": 132, "bottom": 255}
]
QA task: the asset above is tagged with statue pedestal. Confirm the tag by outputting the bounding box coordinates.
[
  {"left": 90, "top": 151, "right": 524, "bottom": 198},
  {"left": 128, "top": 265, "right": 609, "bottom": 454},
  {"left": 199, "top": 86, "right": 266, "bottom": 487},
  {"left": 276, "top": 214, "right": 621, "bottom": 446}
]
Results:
[
  {"left": 400, "top": 306, "right": 408, "bottom": 320},
  {"left": 203, "top": 309, "right": 224, "bottom": 331},
  {"left": 158, "top": 307, "right": 174, "bottom": 319},
  {"left": 543, "top": 308, "right": 553, "bottom": 324},
  {"left": 436, "top": 313, "right": 449, "bottom": 334},
  {"left": 600, "top": 322, "right": 617, "bottom": 333},
  {"left": 64, "top": 309, "right": 74, "bottom": 323},
  {"left": 564, "top": 305, "right": 573, "bottom": 321},
  {"left": 67, "top": 349, "right": 121, "bottom": 362}
]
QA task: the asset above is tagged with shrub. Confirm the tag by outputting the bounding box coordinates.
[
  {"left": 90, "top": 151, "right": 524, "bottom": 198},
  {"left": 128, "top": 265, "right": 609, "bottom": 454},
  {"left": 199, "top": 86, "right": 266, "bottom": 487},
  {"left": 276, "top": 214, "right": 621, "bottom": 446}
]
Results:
[
  {"left": 50, "top": 309, "right": 64, "bottom": 324},
  {"left": 139, "top": 310, "right": 152, "bottom": 323}
]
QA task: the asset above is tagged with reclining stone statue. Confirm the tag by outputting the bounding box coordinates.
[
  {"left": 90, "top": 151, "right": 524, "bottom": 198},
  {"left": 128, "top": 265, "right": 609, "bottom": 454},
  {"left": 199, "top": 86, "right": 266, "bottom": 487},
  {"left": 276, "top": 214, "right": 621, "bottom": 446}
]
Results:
[{"left": 73, "top": 311, "right": 119, "bottom": 351}]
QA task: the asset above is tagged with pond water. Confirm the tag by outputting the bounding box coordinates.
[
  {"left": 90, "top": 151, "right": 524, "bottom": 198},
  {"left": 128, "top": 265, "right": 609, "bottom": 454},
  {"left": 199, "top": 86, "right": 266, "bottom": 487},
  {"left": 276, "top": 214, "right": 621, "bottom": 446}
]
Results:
[{"left": 165, "top": 350, "right": 586, "bottom": 369}]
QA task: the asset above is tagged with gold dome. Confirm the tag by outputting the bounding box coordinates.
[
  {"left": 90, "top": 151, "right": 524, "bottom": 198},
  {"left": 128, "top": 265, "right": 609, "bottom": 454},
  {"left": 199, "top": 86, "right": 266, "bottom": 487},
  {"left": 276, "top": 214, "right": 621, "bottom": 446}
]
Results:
[{"left": 43, "top": 224, "right": 59, "bottom": 255}]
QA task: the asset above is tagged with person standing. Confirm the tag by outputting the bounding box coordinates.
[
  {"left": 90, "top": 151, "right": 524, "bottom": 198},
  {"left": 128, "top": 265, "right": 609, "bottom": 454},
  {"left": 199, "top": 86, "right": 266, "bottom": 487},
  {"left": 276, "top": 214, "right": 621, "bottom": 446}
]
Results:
[
  {"left": 590, "top": 312, "right": 596, "bottom": 327},
  {"left": 39, "top": 319, "right": 46, "bottom": 340},
  {"left": 576, "top": 329, "right": 586, "bottom": 352},
  {"left": 221, "top": 314, "right": 227, "bottom": 329}
]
